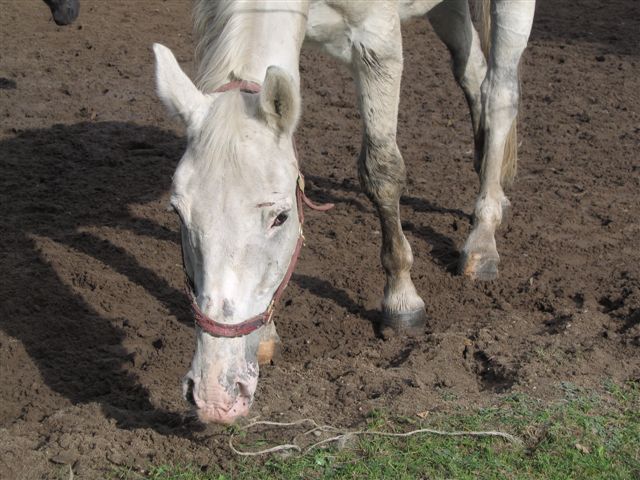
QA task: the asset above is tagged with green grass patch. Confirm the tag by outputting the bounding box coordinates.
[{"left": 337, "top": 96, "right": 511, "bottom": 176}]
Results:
[{"left": 116, "top": 381, "right": 639, "bottom": 480}]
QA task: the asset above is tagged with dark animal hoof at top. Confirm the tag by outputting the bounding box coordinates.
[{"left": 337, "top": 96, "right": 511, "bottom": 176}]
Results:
[{"left": 44, "top": 0, "right": 80, "bottom": 26}]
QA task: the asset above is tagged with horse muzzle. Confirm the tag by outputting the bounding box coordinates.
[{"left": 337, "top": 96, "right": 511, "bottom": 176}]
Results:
[{"left": 183, "top": 367, "right": 257, "bottom": 424}]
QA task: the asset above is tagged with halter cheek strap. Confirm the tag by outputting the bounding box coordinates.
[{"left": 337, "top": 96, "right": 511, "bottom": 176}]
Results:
[{"left": 184, "top": 81, "right": 333, "bottom": 338}]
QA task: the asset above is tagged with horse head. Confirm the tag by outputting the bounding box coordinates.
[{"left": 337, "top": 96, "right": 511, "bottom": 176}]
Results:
[{"left": 154, "top": 44, "right": 302, "bottom": 423}]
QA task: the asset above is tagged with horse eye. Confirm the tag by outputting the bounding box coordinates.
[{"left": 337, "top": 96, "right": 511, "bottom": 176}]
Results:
[{"left": 272, "top": 212, "right": 289, "bottom": 228}]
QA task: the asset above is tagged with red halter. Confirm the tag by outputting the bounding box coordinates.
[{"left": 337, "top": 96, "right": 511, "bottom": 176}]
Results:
[{"left": 184, "top": 80, "right": 333, "bottom": 338}]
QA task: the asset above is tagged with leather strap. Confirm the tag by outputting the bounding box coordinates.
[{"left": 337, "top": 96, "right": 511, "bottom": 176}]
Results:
[{"left": 184, "top": 80, "right": 333, "bottom": 337}]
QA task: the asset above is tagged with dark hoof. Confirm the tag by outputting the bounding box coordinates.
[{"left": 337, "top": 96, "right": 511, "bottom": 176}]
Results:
[
  {"left": 459, "top": 252, "right": 499, "bottom": 281},
  {"left": 46, "top": 0, "right": 80, "bottom": 26},
  {"left": 257, "top": 338, "right": 281, "bottom": 365},
  {"left": 381, "top": 307, "right": 427, "bottom": 332}
]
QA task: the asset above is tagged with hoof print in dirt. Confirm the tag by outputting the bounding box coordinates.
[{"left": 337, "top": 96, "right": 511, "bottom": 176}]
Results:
[{"left": 473, "top": 351, "right": 517, "bottom": 393}]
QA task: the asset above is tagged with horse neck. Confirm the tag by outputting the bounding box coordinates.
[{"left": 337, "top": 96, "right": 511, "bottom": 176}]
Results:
[{"left": 194, "top": 0, "right": 309, "bottom": 93}]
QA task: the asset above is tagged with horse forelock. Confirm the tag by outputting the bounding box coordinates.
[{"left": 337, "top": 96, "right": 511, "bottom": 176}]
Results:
[
  {"left": 177, "top": 91, "right": 277, "bottom": 197},
  {"left": 193, "top": 0, "right": 256, "bottom": 93}
]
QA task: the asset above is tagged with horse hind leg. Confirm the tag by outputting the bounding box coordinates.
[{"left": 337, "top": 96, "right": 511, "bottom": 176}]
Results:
[
  {"left": 428, "top": 0, "right": 487, "bottom": 173},
  {"left": 351, "top": 9, "right": 426, "bottom": 331},
  {"left": 459, "top": 0, "right": 535, "bottom": 280}
]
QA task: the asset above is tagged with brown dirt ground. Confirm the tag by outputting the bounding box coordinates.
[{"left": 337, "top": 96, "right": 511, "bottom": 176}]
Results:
[{"left": 1, "top": 0, "right": 639, "bottom": 478}]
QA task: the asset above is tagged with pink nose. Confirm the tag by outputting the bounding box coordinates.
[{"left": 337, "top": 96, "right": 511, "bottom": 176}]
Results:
[
  {"left": 195, "top": 395, "right": 251, "bottom": 424},
  {"left": 190, "top": 382, "right": 252, "bottom": 424}
]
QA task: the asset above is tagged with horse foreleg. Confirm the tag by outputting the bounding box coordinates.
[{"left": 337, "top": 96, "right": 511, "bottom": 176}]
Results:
[
  {"left": 428, "top": 0, "right": 487, "bottom": 172},
  {"left": 460, "top": 0, "right": 535, "bottom": 280},
  {"left": 351, "top": 9, "right": 426, "bottom": 331}
]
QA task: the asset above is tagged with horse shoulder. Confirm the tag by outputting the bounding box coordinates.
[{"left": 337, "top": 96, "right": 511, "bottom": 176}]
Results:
[{"left": 306, "top": 0, "right": 427, "bottom": 63}]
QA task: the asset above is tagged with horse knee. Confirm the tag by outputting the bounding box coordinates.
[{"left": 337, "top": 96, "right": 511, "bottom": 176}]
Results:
[
  {"left": 358, "top": 136, "right": 405, "bottom": 205},
  {"left": 483, "top": 69, "right": 518, "bottom": 110}
]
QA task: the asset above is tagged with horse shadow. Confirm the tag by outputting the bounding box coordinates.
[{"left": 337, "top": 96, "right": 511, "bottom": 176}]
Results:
[
  {"left": 0, "top": 121, "right": 206, "bottom": 435},
  {"left": 292, "top": 274, "right": 380, "bottom": 326},
  {"left": 0, "top": 120, "right": 464, "bottom": 435},
  {"left": 400, "top": 194, "right": 469, "bottom": 273}
]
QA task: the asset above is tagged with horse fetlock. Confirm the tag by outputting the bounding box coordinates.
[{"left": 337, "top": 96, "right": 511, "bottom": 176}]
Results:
[
  {"left": 380, "top": 241, "right": 414, "bottom": 282},
  {"left": 382, "top": 291, "right": 425, "bottom": 317},
  {"left": 474, "top": 194, "right": 506, "bottom": 228}
]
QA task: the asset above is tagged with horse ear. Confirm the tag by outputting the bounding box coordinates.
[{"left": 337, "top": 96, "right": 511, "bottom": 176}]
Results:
[
  {"left": 153, "top": 43, "right": 208, "bottom": 127},
  {"left": 259, "top": 66, "right": 300, "bottom": 135}
]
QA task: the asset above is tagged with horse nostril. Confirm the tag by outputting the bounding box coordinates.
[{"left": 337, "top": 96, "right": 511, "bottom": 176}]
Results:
[
  {"left": 184, "top": 378, "right": 196, "bottom": 406},
  {"left": 236, "top": 381, "right": 251, "bottom": 398}
]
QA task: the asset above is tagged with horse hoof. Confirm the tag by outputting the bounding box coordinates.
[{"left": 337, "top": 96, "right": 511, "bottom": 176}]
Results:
[
  {"left": 49, "top": 0, "right": 80, "bottom": 26},
  {"left": 257, "top": 338, "right": 281, "bottom": 365},
  {"left": 381, "top": 307, "right": 427, "bottom": 332},
  {"left": 460, "top": 252, "right": 499, "bottom": 281}
]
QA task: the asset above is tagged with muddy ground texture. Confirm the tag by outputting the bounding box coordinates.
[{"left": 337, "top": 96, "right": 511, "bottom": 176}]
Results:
[{"left": 1, "top": 0, "right": 639, "bottom": 478}]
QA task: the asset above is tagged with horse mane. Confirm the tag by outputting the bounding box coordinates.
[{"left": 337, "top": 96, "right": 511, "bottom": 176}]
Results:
[
  {"left": 190, "top": 0, "right": 260, "bottom": 177},
  {"left": 193, "top": 0, "right": 255, "bottom": 93}
]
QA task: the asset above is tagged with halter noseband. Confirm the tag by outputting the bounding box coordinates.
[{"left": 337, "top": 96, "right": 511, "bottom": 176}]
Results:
[{"left": 184, "top": 80, "right": 333, "bottom": 338}]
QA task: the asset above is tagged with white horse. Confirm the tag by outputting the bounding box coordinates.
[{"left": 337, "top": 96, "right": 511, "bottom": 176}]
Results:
[{"left": 153, "top": 0, "right": 535, "bottom": 424}]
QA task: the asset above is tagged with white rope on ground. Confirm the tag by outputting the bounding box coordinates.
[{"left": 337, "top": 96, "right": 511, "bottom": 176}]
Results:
[{"left": 229, "top": 418, "right": 523, "bottom": 457}]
